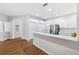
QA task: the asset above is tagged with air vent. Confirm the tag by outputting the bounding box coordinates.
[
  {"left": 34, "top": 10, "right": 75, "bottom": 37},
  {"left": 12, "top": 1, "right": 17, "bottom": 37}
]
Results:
[{"left": 42, "top": 3, "right": 48, "bottom": 7}]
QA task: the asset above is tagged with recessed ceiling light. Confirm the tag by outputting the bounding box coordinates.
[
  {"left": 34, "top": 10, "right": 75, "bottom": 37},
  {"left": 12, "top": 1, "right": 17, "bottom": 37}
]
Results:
[
  {"left": 44, "top": 17, "right": 47, "bottom": 19},
  {"left": 48, "top": 8, "right": 52, "bottom": 12},
  {"left": 56, "top": 13, "right": 59, "bottom": 16},
  {"left": 36, "top": 13, "right": 39, "bottom": 16}
]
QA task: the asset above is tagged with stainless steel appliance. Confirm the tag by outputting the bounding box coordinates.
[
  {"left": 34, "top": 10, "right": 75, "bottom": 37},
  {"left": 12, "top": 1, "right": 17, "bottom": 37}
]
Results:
[{"left": 50, "top": 24, "right": 60, "bottom": 35}]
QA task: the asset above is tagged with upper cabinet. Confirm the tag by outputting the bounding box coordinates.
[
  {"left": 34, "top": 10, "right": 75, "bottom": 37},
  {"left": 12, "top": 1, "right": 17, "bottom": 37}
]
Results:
[{"left": 46, "top": 14, "right": 77, "bottom": 28}]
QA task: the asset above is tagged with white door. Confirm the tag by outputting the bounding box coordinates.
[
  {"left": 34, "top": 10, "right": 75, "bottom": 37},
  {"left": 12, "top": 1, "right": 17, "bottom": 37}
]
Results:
[
  {"left": 4, "top": 22, "right": 11, "bottom": 39},
  {"left": 12, "top": 19, "right": 23, "bottom": 38}
]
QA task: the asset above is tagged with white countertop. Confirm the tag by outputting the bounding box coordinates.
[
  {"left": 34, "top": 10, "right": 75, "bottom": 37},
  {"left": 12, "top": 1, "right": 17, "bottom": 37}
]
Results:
[{"left": 34, "top": 32, "right": 78, "bottom": 41}]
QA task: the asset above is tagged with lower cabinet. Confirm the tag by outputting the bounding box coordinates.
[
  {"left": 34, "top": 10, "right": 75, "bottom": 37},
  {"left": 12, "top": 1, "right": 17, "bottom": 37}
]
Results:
[{"left": 33, "top": 37, "right": 79, "bottom": 55}]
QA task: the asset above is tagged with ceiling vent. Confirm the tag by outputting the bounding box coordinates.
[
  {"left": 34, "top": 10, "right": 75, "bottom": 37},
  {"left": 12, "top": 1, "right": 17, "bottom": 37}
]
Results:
[{"left": 42, "top": 3, "right": 48, "bottom": 7}]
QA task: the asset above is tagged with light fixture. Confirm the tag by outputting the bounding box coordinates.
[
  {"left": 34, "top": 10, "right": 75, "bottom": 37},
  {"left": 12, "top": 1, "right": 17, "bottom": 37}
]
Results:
[
  {"left": 56, "top": 13, "right": 59, "bottom": 16},
  {"left": 48, "top": 8, "right": 52, "bottom": 12},
  {"left": 44, "top": 17, "right": 47, "bottom": 19},
  {"left": 36, "top": 13, "right": 39, "bottom": 16}
]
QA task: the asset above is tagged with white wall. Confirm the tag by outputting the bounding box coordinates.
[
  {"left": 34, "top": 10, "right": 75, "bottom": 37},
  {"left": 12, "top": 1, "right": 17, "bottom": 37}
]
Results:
[{"left": 46, "top": 14, "right": 77, "bottom": 37}]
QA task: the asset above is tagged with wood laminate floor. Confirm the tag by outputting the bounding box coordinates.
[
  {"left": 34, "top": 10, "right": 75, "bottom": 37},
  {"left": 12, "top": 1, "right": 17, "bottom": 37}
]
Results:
[{"left": 0, "top": 39, "right": 48, "bottom": 55}]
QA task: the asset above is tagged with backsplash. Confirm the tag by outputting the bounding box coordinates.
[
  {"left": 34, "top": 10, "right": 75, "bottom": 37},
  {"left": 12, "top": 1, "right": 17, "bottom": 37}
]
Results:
[{"left": 59, "top": 28, "right": 78, "bottom": 37}]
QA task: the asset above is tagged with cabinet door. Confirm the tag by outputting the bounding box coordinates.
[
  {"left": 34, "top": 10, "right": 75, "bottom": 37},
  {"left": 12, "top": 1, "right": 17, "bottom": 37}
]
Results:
[
  {"left": 34, "top": 36, "right": 79, "bottom": 55},
  {"left": 4, "top": 22, "right": 11, "bottom": 39},
  {"left": 0, "top": 21, "right": 3, "bottom": 41},
  {"left": 29, "top": 22, "right": 38, "bottom": 39},
  {"left": 38, "top": 23, "right": 46, "bottom": 33},
  {"left": 30, "top": 22, "right": 38, "bottom": 33}
]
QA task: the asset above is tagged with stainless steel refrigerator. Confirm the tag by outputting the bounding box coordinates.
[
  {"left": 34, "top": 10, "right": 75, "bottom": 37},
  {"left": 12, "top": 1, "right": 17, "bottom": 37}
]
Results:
[{"left": 50, "top": 24, "right": 60, "bottom": 35}]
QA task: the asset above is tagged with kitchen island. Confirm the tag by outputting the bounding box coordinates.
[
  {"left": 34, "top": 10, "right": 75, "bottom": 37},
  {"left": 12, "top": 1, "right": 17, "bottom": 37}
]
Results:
[{"left": 33, "top": 32, "right": 79, "bottom": 55}]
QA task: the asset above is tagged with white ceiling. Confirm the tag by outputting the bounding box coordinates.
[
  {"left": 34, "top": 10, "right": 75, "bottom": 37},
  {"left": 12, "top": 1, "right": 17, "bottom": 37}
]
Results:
[{"left": 0, "top": 3, "right": 77, "bottom": 19}]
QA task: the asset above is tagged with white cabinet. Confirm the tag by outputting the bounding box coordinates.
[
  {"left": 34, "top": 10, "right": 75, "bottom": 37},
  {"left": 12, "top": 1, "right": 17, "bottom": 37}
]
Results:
[
  {"left": 0, "top": 21, "right": 3, "bottom": 40},
  {"left": 38, "top": 23, "right": 46, "bottom": 33},
  {"left": 33, "top": 33, "right": 79, "bottom": 55},
  {"left": 29, "top": 20, "right": 46, "bottom": 39},
  {"left": 34, "top": 37, "right": 79, "bottom": 55},
  {"left": 46, "top": 14, "right": 77, "bottom": 28}
]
